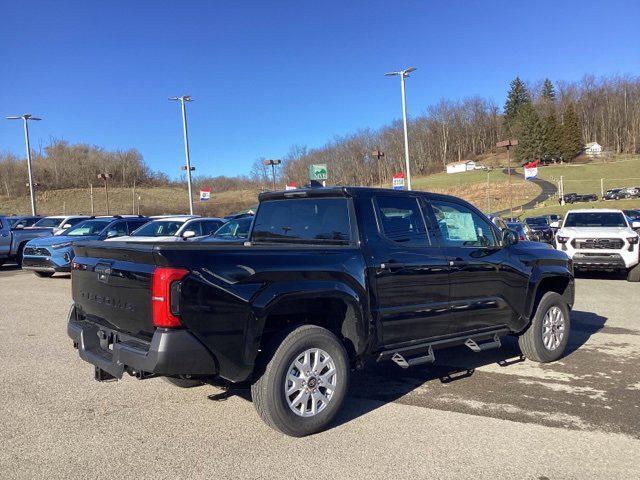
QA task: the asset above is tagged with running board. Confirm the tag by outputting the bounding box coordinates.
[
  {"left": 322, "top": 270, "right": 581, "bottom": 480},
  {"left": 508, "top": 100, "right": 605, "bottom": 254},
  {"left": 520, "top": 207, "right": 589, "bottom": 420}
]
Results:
[
  {"left": 464, "top": 334, "right": 501, "bottom": 352},
  {"left": 391, "top": 346, "right": 435, "bottom": 369}
]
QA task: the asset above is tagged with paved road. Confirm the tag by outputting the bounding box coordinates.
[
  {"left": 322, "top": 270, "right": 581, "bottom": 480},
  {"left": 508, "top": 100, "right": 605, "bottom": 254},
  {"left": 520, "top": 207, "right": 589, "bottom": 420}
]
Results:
[
  {"left": 494, "top": 167, "right": 558, "bottom": 216},
  {"left": 1, "top": 267, "right": 639, "bottom": 479}
]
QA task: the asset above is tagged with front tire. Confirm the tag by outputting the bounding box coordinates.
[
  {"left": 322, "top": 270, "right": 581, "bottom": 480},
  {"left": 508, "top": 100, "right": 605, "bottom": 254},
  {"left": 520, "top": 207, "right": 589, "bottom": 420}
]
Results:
[
  {"left": 518, "top": 292, "right": 570, "bottom": 363},
  {"left": 627, "top": 264, "right": 640, "bottom": 282},
  {"left": 34, "top": 271, "right": 54, "bottom": 278},
  {"left": 251, "top": 325, "right": 350, "bottom": 437}
]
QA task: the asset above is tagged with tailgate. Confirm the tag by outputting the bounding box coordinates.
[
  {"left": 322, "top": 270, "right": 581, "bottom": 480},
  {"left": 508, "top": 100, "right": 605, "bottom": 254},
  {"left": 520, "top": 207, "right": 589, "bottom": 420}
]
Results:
[{"left": 71, "top": 242, "right": 159, "bottom": 339}]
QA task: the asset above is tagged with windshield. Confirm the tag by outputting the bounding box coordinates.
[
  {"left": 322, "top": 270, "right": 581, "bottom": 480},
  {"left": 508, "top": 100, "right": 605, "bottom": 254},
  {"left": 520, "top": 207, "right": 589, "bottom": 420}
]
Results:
[
  {"left": 33, "top": 217, "right": 63, "bottom": 228},
  {"left": 564, "top": 212, "right": 627, "bottom": 228},
  {"left": 252, "top": 198, "right": 351, "bottom": 245},
  {"left": 65, "top": 219, "right": 111, "bottom": 236},
  {"left": 525, "top": 217, "right": 548, "bottom": 226},
  {"left": 131, "top": 220, "right": 185, "bottom": 237},
  {"left": 213, "top": 217, "right": 252, "bottom": 239}
]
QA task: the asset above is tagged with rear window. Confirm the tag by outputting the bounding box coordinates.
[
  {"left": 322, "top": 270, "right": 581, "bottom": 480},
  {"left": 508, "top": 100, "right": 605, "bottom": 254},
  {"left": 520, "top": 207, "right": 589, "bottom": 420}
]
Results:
[
  {"left": 252, "top": 198, "right": 351, "bottom": 245},
  {"left": 564, "top": 212, "right": 627, "bottom": 228}
]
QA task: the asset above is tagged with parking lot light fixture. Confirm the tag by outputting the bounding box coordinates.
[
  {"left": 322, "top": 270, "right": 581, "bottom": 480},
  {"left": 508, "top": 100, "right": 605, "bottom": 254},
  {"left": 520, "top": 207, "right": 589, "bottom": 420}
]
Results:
[
  {"left": 6, "top": 114, "right": 42, "bottom": 215},
  {"left": 97, "top": 173, "right": 113, "bottom": 215},
  {"left": 262, "top": 159, "right": 282, "bottom": 190},
  {"left": 385, "top": 67, "right": 416, "bottom": 190},
  {"left": 169, "top": 95, "right": 195, "bottom": 215}
]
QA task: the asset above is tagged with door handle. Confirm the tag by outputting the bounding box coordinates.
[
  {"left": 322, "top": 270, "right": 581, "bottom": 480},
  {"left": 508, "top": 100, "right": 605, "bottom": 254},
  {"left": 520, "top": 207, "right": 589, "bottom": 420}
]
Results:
[
  {"left": 449, "top": 258, "right": 467, "bottom": 268},
  {"left": 380, "top": 261, "right": 406, "bottom": 271}
]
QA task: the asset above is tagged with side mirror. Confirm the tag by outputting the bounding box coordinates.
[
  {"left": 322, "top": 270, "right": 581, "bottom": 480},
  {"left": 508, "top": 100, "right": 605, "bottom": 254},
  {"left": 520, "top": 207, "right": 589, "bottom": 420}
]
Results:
[
  {"left": 633, "top": 221, "right": 640, "bottom": 229},
  {"left": 62, "top": 223, "right": 72, "bottom": 229},
  {"left": 106, "top": 230, "right": 119, "bottom": 238},
  {"left": 501, "top": 229, "right": 519, "bottom": 247},
  {"left": 182, "top": 230, "right": 196, "bottom": 239}
]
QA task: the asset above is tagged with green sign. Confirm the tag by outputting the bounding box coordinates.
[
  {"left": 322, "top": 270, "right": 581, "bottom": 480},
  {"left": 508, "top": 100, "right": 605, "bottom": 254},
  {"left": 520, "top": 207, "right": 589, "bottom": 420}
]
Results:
[{"left": 309, "top": 164, "right": 328, "bottom": 181}]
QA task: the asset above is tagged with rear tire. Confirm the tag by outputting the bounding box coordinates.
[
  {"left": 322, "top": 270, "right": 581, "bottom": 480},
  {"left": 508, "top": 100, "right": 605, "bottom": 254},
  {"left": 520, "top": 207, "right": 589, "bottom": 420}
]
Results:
[
  {"left": 627, "top": 264, "right": 640, "bottom": 282},
  {"left": 518, "top": 292, "right": 570, "bottom": 363},
  {"left": 251, "top": 325, "right": 350, "bottom": 437}
]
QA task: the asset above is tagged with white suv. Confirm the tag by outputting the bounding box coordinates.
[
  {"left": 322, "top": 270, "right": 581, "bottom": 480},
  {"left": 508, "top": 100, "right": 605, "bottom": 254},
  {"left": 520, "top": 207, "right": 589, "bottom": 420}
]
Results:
[{"left": 555, "top": 209, "right": 640, "bottom": 281}]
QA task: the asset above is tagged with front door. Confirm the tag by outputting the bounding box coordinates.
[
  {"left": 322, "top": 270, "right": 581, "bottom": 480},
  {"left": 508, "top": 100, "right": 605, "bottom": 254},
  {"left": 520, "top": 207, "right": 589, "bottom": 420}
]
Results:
[
  {"left": 0, "top": 218, "right": 11, "bottom": 259},
  {"left": 369, "top": 194, "right": 451, "bottom": 347},
  {"left": 426, "top": 199, "right": 513, "bottom": 335}
]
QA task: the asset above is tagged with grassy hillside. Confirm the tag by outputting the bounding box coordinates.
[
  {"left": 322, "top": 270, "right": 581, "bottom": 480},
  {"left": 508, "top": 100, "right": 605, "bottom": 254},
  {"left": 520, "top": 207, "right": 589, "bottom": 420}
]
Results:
[
  {"left": 0, "top": 186, "right": 258, "bottom": 217},
  {"left": 4, "top": 155, "right": 638, "bottom": 218}
]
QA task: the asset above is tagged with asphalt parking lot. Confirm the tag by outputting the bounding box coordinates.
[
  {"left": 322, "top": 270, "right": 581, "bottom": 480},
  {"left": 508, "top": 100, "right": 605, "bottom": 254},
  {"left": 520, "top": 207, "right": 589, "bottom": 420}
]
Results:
[{"left": 1, "top": 266, "right": 639, "bottom": 479}]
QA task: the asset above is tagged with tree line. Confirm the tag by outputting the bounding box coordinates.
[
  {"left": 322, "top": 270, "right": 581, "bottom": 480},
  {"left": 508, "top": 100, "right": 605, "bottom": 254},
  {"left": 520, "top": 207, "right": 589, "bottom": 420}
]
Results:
[
  {"left": 2, "top": 74, "right": 639, "bottom": 197},
  {"left": 275, "top": 74, "right": 640, "bottom": 188}
]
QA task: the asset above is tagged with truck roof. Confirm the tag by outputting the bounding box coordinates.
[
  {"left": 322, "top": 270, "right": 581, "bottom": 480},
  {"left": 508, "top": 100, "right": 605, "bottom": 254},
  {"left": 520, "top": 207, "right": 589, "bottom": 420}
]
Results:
[
  {"left": 258, "top": 186, "right": 457, "bottom": 202},
  {"left": 565, "top": 208, "right": 624, "bottom": 214}
]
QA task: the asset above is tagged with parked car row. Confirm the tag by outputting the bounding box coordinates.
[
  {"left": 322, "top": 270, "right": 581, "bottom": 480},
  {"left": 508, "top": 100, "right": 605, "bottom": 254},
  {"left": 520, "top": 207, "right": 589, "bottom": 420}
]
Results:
[
  {"left": 0, "top": 212, "right": 255, "bottom": 275},
  {"left": 603, "top": 187, "right": 640, "bottom": 201}
]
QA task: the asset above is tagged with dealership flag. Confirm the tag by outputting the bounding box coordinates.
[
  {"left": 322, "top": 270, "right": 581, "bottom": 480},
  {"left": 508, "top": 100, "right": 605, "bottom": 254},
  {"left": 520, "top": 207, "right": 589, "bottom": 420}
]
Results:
[
  {"left": 200, "top": 188, "right": 211, "bottom": 201},
  {"left": 524, "top": 161, "right": 538, "bottom": 180}
]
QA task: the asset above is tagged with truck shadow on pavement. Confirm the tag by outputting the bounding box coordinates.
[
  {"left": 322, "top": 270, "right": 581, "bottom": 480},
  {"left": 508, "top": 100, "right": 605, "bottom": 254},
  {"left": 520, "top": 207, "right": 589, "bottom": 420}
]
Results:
[
  {"left": 332, "top": 308, "right": 608, "bottom": 430},
  {"left": 206, "top": 308, "right": 609, "bottom": 431}
]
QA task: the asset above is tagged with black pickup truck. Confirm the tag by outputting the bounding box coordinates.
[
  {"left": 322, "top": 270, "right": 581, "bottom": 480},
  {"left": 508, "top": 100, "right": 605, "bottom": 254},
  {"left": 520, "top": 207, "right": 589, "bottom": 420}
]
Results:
[{"left": 67, "top": 187, "right": 574, "bottom": 436}]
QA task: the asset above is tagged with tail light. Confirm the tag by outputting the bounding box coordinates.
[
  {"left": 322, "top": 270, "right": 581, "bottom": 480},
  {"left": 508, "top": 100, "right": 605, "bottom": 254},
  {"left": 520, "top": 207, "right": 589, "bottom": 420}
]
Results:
[{"left": 151, "top": 267, "right": 189, "bottom": 328}]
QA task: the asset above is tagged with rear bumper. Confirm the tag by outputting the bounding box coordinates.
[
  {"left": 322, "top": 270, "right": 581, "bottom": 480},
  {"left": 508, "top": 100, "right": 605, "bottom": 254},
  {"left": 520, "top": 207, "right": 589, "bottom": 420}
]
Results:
[{"left": 67, "top": 305, "right": 217, "bottom": 380}]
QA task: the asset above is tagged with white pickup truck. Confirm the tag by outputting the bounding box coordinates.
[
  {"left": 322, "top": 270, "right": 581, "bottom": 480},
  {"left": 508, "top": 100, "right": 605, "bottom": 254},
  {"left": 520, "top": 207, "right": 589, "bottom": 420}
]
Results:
[{"left": 555, "top": 209, "right": 640, "bottom": 281}]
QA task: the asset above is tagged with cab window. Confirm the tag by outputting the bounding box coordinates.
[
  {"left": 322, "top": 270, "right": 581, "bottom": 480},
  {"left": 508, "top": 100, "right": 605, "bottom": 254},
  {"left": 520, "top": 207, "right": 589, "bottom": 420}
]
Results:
[
  {"left": 430, "top": 201, "right": 497, "bottom": 247},
  {"left": 374, "top": 195, "right": 430, "bottom": 246}
]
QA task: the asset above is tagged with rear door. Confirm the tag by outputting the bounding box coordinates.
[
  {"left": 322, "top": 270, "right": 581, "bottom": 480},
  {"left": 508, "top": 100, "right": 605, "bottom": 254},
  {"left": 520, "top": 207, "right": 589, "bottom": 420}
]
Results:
[
  {"left": 368, "top": 194, "right": 451, "bottom": 347},
  {"left": 426, "top": 199, "right": 513, "bottom": 334}
]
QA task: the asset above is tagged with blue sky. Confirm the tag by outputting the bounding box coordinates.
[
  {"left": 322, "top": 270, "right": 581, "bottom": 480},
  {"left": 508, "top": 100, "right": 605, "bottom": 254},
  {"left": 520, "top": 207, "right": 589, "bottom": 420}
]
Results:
[{"left": 2, "top": 0, "right": 638, "bottom": 177}]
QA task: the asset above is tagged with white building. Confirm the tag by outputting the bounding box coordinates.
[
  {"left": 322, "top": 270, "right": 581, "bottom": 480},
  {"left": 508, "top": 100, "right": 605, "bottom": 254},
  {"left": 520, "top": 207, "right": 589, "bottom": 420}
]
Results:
[
  {"left": 584, "top": 142, "right": 602, "bottom": 156},
  {"left": 446, "top": 160, "right": 476, "bottom": 174}
]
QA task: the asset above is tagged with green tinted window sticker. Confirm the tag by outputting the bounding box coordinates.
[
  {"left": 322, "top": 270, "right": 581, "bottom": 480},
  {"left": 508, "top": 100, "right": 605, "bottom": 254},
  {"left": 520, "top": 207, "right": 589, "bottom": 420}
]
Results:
[{"left": 441, "top": 212, "right": 478, "bottom": 242}]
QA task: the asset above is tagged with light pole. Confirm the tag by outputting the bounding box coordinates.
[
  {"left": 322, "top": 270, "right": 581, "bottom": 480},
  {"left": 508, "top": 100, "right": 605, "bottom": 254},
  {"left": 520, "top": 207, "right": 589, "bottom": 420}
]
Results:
[
  {"left": 372, "top": 149, "right": 385, "bottom": 187},
  {"left": 6, "top": 114, "right": 42, "bottom": 215},
  {"left": 262, "top": 159, "right": 282, "bottom": 190},
  {"left": 97, "top": 173, "right": 113, "bottom": 215},
  {"left": 169, "top": 95, "right": 195, "bottom": 215},
  {"left": 385, "top": 67, "right": 416, "bottom": 190}
]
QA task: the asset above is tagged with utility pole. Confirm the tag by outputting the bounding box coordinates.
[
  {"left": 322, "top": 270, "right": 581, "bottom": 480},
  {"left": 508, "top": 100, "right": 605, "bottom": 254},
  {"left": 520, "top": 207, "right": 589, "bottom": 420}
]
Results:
[
  {"left": 385, "top": 67, "right": 416, "bottom": 190},
  {"left": 169, "top": 95, "right": 195, "bottom": 215},
  {"left": 262, "top": 159, "right": 282, "bottom": 190},
  {"left": 6, "top": 114, "right": 42, "bottom": 215},
  {"left": 89, "top": 183, "right": 95, "bottom": 215},
  {"left": 132, "top": 182, "right": 135, "bottom": 215},
  {"left": 97, "top": 173, "right": 113, "bottom": 215},
  {"left": 372, "top": 150, "right": 385, "bottom": 187},
  {"left": 496, "top": 139, "right": 518, "bottom": 219}
]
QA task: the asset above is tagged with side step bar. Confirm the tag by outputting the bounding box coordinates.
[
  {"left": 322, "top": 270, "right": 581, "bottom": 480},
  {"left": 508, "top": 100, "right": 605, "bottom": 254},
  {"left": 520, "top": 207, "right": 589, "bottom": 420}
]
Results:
[
  {"left": 464, "top": 334, "right": 501, "bottom": 352},
  {"left": 379, "top": 328, "right": 509, "bottom": 369},
  {"left": 391, "top": 346, "right": 435, "bottom": 369}
]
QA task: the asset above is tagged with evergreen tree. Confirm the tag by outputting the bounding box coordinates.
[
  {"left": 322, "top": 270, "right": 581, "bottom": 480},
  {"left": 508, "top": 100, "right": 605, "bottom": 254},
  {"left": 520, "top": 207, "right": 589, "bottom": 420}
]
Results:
[
  {"left": 541, "top": 78, "right": 556, "bottom": 102},
  {"left": 513, "top": 103, "right": 543, "bottom": 162},
  {"left": 503, "top": 77, "right": 531, "bottom": 135},
  {"left": 560, "top": 103, "right": 583, "bottom": 162},
  {"left": 541, "top": 112, "right": 561, "bottom": 159}
]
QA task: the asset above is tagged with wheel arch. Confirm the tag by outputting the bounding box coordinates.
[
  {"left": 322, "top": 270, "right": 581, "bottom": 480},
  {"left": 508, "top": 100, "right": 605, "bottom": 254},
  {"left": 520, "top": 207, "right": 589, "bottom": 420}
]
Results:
[{"left": 252, "top": 283, "right": 371, "bottom": 365}]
